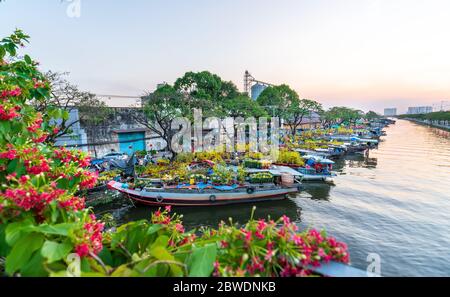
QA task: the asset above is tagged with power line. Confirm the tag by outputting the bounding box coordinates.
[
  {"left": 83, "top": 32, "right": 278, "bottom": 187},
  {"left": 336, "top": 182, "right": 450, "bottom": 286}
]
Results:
[
  {"left": 55, "top": 135, "right": 162, "bottom": 148},
  {"left": 95, "top": 94, "right": 141, "bottom": 99}
]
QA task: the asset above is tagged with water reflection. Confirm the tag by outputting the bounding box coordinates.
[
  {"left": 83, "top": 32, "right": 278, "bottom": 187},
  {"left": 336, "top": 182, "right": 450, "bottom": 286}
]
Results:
[
  {"left": 118, "top": 198, "right": 300, "bottom": 230},
  {"left": 431, "top": 128, "right": 450, "bottom": 138},
  {"left": 336, "top": 155, "right": 378, "bottom": 169},
  {"left": 301, "top": 183, "right": 333, "bottom": 201}
]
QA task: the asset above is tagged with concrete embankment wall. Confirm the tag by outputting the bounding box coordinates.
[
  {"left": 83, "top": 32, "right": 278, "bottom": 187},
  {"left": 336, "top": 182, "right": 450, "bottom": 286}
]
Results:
[{"left": 406, "top": 118, "right": 450, "bottom": 131}]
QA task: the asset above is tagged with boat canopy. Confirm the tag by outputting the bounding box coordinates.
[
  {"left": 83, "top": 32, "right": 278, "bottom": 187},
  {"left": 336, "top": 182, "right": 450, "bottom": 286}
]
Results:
[
  {"left": 244, "top": 165, "right": 303, "bottom": 177},
  {"left": 303, "top": 155, "right": 335, "bottom": 165},
  {"left": 359, "top": 138, "right": 379, "bottom": 143}
]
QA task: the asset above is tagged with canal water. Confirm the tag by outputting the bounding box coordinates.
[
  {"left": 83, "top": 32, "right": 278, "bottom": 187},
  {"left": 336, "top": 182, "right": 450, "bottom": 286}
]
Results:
[{"left": 96, "top": 120, "right": 450, "bottom": 276}]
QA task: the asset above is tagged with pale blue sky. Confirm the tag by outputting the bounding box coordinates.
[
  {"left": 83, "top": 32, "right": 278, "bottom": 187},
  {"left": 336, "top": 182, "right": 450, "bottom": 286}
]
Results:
[{"left": 1, "top": 0, "right": 450, "bottom": 112}]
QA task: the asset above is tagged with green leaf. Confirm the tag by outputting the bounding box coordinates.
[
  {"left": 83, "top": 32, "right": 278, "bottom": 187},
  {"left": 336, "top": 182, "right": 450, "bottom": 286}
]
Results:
[
  {"left": 5, "top": 220, "right": 33, "bottom": 246},
  {"left": 111, "top": 264, "right": 134, "bottom": 277},
  {"left": 57, "top": 178, "right": 70, "bottom": 190},
  {"left": 150, "top": 245, "right": 183, "bottom": 276},
  {"left": 5, "top": 233, "right": 44, "bottom": 275},
  {"left": 6, "top": 156, "right": 26, "bottom": 176},
  {"left": 0, "top": 224, "right": 10, "bottom": 257},
  {"left": 150, "top": 235, "right": 169, "bottom": 249},
  {"left": 0, "top": 46, "right": 5, "bottom": 59},
  {"left": 62, "top": 110, "right": 70, "bottom": 121},
  {"left": 146, "top": 224, "right": 163, "bottom": 235},
  {"left": 68, "top": 176, "right": 81, "bottom": 188},
  {"left": 24, "top": 54, "right": 32, "bottom": 64},
  {"left": 98, "top": 247, "right": 114, "bottom": 266},
  {"left": 36, "top": 87, "right": 48, "bottom": 99},
  {"left": 41, "top": 240, "right": 73, "bottom": 263},
  {"left": 0, "top": 121, "right": 11, "bottom": 136},
  {"left": 187, "top": 244, "right": 217, "bottom": 277},
  {"left": 20, "top": 251, "right": 48, "bottom": 277},
  {"left": 25, "top": 223, "right": 76, "bottom": 236},
  {"left": 124, "top": 226, "right": 146, "bottom": 254},
  {"left": 6, "top": 43, "right": 16, "bottom": 56},
  {"left": 31, "top": 174, "right": 45, "bottom": 188},
  {"left": 80, "top": 257, "right": 92, "bottom": 272}
]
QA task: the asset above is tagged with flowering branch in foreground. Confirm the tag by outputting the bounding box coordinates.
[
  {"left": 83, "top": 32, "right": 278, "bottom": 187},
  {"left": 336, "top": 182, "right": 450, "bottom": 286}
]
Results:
[{"left": 0, "top": 30, "right": 349, "bottom": 277}]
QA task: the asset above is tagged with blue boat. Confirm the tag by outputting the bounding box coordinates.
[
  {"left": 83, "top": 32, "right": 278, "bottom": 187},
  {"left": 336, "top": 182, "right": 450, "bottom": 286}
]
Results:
[{"left": 296, "top": 156, "right": 337, "bottom": 182}]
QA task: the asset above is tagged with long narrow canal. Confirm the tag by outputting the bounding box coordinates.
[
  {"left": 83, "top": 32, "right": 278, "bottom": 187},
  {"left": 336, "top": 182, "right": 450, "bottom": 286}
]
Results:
[{"left": 98, "top": 120, "right": 450, "bottom": 276}]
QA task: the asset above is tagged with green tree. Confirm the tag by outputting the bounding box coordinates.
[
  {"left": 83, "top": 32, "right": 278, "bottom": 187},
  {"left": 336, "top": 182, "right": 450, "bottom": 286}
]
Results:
[
  {"left": 365, "top": 110, "right": 381, "bottom": 120},
  {"left": 135, "top": 85, "right": 189, "bottom": 159},
  {"left": 35, "top": 72, "right": 112, "bottom": 144},
  {"left": 256, "top": 85, "right": 296, "bottom": 118},
  {"left": 174, "top": 71, "right": 239, "bottom": 117},
  {"left": 321, "top": 107, "right": 363, "bottom": 127},
  {"left": 285, "top": 99, "right": 323, "bottom": 135},
  {"left": 222, "top": 95, "right": 268, "bottom": 118}
]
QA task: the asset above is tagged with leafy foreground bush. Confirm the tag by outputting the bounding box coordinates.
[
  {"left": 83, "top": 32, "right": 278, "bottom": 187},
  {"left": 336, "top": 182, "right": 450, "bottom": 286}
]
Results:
[{"left": 0, "top": 30, "right": 349, "bottom": 277}]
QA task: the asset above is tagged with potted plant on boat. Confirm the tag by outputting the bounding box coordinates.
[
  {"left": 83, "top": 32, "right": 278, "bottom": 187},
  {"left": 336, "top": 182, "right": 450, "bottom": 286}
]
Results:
[
  {"left": 249, "top": 172, "right": 274, "bottom": 184},
  {"left": 275, "top": 150, "right": 305, "bottom": 167}
]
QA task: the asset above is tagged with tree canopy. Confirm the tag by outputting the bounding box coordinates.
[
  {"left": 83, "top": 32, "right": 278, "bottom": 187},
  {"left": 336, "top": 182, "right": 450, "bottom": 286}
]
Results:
[
  {"left": 320, "top": 107, "right": 365, "bottom": 127},
  {"left": 174, "top": 71, "right": 240, "bottom": 117},
  {"left": 257, "top": 85, "right": 299, "bottom": 119},
  {"left": 136, "top": 84, "right": 189, "bottom": 157}
]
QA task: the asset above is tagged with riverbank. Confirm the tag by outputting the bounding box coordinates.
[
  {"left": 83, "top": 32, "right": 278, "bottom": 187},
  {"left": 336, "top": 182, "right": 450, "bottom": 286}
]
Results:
[
  {"left": 398, "top": 111, "right": 450, "bottom": 131},
  {"left": 404, "top": 118, "right": 450, "bottom": 132}
]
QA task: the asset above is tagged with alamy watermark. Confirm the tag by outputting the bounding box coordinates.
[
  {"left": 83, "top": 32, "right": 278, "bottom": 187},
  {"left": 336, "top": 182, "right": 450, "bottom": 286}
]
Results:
[
  {"left": 66, "top": 253, "right": 81, "bottom": 277},
  {"left": 65, "top": 0, "right": 81, "bottom": 18},
  {"left": 170, "top": 109, "right": 281, "bottom": 161},
  {"left": 366, "top": 253, "right": 381, "bottom": 276}
]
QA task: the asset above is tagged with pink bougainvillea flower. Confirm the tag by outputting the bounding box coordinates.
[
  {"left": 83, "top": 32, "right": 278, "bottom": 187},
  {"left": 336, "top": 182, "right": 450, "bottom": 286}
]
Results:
[
  {"left": 75, "top": 243, "right": 90, "bottom": 258},
  {"left": 175, "top": 223, "right": 185, "bottom": 233}
]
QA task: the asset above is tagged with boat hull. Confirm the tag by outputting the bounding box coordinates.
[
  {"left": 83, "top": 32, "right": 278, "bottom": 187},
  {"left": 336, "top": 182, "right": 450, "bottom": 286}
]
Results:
[
  {"left": 107, "top": 181, "right": 300, "bottom": 206},
  {"left": 300, "top": 175, "right": 335, "bottom": 182}
]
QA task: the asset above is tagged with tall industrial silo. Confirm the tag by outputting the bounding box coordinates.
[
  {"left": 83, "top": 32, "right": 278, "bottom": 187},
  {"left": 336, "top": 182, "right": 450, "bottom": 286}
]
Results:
[{"left": 251, "top": 83, "right": 268, "bottom": 101}]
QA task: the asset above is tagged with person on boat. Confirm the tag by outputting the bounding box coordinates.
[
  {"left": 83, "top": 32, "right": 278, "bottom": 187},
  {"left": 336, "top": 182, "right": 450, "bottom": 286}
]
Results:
[{"left": 314, "top": 163, "right": 323, "bottom": 173}]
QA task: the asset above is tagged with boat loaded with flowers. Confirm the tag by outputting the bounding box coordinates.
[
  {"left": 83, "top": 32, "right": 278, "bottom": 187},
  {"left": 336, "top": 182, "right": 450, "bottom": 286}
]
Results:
[{"left": 108, "top": 163, "right": 303, "bottom": 206}]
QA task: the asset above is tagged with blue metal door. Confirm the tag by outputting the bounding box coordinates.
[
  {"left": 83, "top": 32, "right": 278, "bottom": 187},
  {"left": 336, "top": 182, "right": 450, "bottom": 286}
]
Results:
[{"left": 118, "top": 132, "right": 145, "bottom": 155}]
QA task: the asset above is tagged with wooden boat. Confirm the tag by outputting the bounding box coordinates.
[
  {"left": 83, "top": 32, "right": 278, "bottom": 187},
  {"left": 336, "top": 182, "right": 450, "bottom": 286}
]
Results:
[
  {"left": 299, "top": 156, "right": 337, "bottom": 182},
  {"left": 296, "top": 168, "right": 337, "bottom": 182},
  {"left": 294, "top": 148, "right": 331, "bottom": 158},
  {"left": 314, "top": 147, "right": 345, "bottom": 159},
  {"left": 107, "top": 180, "right": 301, "bottom": 206},
  {"left": 342, "top": 142, "right": 368, "bottom": 154}
]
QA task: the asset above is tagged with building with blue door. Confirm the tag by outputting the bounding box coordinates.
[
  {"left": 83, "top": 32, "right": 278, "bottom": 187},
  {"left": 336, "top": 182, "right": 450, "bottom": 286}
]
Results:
[{"left": 114, "top": 129, "right": 147, "bottom": 155}]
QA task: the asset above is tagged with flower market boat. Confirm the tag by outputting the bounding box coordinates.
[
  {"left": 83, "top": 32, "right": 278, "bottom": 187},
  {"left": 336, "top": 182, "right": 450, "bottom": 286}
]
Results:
[
  {"left": 107, "top": 166, "right": 303, "bottom": 207},
  {"left": 295, "top": 167, "right": 337, "bottom": 182},
  {"left": 107, "top": 180, "right": 301, "bottom": 206},
  {"left": 314, "top": 147, "right": 346, "bottom": 159},
  {"left": 294, "top": 148, "right": 332, "bottom": 159},
  {"left": 296, "top": 155, "right": 337, "bottom": 182}
]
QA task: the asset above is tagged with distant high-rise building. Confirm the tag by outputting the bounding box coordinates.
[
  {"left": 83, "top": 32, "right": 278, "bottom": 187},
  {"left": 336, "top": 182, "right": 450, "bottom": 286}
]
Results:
[
  {"left": 251, "top": 83, "right": 268, "bottom": 100},
  {"left": 156, "top": 82, "right": 168, "bottom": 89},
  {"left": 384, "top": 108, "right": 397, "bottom": 116},
  {"left": 407, "top": 106, "right": 433, "bottom": 115}
]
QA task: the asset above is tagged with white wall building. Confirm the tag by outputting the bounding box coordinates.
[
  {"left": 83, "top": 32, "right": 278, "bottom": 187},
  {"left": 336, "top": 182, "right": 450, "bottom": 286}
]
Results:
[
  {"left": 407, "top": 106, "right": 433, "bottom": 115},
  {"left": 384, "top": 108, "right": 397, "bottom": 116},
  {"left": 53, "top": 109, "right": 88, "bottom": 152}
]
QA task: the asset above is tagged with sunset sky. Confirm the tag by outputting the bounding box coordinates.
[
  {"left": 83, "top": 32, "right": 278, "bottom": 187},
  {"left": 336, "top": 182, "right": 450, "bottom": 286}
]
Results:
[{"left": 1, "top": 0, "right": 450, "bottom": 113}]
